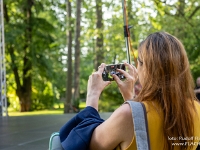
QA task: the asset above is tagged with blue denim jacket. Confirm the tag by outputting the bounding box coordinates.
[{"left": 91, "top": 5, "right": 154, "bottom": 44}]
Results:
[{"left": 59, "top": 106, "right": 104, "bottom": 150}]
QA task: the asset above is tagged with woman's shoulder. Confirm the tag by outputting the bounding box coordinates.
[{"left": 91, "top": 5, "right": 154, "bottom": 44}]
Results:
[
  {"left": 103, "top": 103, "right": 133, "bottom": 133},
  {"left": 113, "top": 103, "right": 133, "bottom": 121}
]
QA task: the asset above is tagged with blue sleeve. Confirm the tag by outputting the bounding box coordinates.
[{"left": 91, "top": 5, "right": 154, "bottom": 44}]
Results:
[{"left": 59, "top": 106, "right": 104, "bottom": 150}]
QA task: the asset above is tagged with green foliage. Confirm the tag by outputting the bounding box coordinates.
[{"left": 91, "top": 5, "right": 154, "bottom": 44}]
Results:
[
  {"left": 5, "top": 0, "right": 200, "bottom": 112},
  {"left": 149, "top": 0, "right": 200, "bottom": 80},
  {"left": 99, "top": 82, "right": 124, "bottom": 112},
  {"left": 5, "top": 0, "right": 66, "bottom": 111}
]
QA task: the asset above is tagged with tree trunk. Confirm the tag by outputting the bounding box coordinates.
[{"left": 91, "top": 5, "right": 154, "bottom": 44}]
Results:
[
  {"left": 95, "top": 0, "right": 104, "bottom": 70},
  {"left": 64, "top": 0, "right": 73, "bottom": 113},
  {"left": 4, "top": 0, "right": 33, "bottom": 112},
  {"left": 21, "top": 0, "right": 33, "bottom": 112},
  {"left": 73, "top": 0, "right": 82, "bottom": 105}
]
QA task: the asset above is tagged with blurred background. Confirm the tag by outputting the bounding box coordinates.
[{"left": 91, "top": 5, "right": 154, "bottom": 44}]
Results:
[{"left": 1, "top": 0, "right": 200, "bottom": 115}]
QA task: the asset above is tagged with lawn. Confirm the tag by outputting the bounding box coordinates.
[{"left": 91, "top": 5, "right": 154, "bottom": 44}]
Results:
[
  {"left": 8, "top": 110, "right": 63, "bottom": 116},
  {"left": 8, "top": 102, "right": 86, "bottom": 116}
]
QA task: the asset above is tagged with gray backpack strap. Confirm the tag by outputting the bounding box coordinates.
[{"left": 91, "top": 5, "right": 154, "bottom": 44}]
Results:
[{"left": 125, "top": 101, "right": 150, "bottom": 150}]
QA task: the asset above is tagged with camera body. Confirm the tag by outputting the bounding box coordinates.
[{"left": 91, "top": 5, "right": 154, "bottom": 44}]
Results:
[{"left": 102, "top": 63, "right": 126, "bottom": 81}]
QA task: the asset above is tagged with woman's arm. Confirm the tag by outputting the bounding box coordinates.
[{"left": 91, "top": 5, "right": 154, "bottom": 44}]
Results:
[
  {"left": 86, "top": 63, "right": 111, "bottom": 110},
  {"left": 89, "top": 103, "right": 134, "bottom": 150},
  {"left": 86, "top": 63, "right": 138, "bottom": 149}
]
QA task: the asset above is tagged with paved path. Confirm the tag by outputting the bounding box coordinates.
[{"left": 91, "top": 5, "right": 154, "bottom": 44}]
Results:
[{"left": 0, "top": 113, "right": 112, "bottom": 150}]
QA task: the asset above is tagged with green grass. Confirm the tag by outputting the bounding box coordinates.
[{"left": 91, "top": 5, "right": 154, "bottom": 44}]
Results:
[
  {"left": 8, "top": 102, "right": 86, "bottom": 116},
  {"left": 79, "top": 102, "right": 86, "bottom": 109},
  {"left": 8, "top": 110, "right": 64, "bottom": 116}
]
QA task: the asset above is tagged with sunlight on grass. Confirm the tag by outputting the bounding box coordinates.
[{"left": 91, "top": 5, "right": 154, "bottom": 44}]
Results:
[
  {"left": 8, "top": 102, "right": 86, "bottom": 116},
  {"left": 53, "top": 103, "right": 64, "bottom": 109},
  {"left": 8, "top": 110, "right": 63, "bottom": 116},
  {"left": 79, "top": 102, "right": 86, "bottom": 109}
]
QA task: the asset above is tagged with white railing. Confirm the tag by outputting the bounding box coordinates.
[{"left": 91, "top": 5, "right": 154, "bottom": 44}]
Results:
[{"left": 0, "top": 0, "right": 7, "bottom": 117}]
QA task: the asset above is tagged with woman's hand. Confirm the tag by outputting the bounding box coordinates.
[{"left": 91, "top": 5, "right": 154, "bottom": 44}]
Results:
[
  {"left": 86, "top": 63, "right": 111, "bottom": 110},
  {"left": 112, "top": 62, "right": 138, "bottom": 101}
]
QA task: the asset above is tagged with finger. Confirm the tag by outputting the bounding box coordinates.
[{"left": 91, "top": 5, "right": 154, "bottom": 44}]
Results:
[
  {"left": 116, "top": 68, "right": 130, "bottom": 78},
  {"left": 112, "top": 74, "right": 122, "bottom": 85},
  {"left": 88, "top": 74, "right": 92, "bottom": 80},
  {"left": 124, "top": 62, "right": 137, "bottom": 75},
  {"left": 129, "top": 66, "right": 138, "bottom": 76},
  {"left": 104, "top": 81, "right": 111, "bottom": 87},
  {"left": 97, "top": 63, "right": 106, "bottom": 74}
]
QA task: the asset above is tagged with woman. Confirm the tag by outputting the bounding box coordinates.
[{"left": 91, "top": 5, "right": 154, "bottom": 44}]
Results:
[{"left": 86, "top": 32, "right": 200, "bottom": 150}]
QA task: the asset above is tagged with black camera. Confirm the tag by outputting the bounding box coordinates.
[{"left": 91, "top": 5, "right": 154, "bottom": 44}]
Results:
[{"left": 102, "top": 63, "right": 126, "bottom": 81}]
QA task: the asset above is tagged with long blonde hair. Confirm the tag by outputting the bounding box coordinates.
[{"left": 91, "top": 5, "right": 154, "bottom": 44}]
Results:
[{"left": 137, "top": 32, "right": 196, "bottom": 150}]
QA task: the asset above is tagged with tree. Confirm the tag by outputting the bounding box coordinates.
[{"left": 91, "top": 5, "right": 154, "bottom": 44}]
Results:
[
  {"left": 73, "top": 0, "right": 82, "bottom": 107},
  {"left": 64, "top": 0, "right": 73, "bottom": 113},
  {"left": 4, "top": 0, "right": 65, "bottom": 111},
  {"left": 151, "top": 0, "right": 200, "bottom": 79},
  {"left": 5, "top": 0, "right": 199, "bottom": 112},
  {"left": 4, "top": 0, "right": 33, "bottom": 111},
  {"left": 95, "top": 0, "right": 104, "bottom": 70}
]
